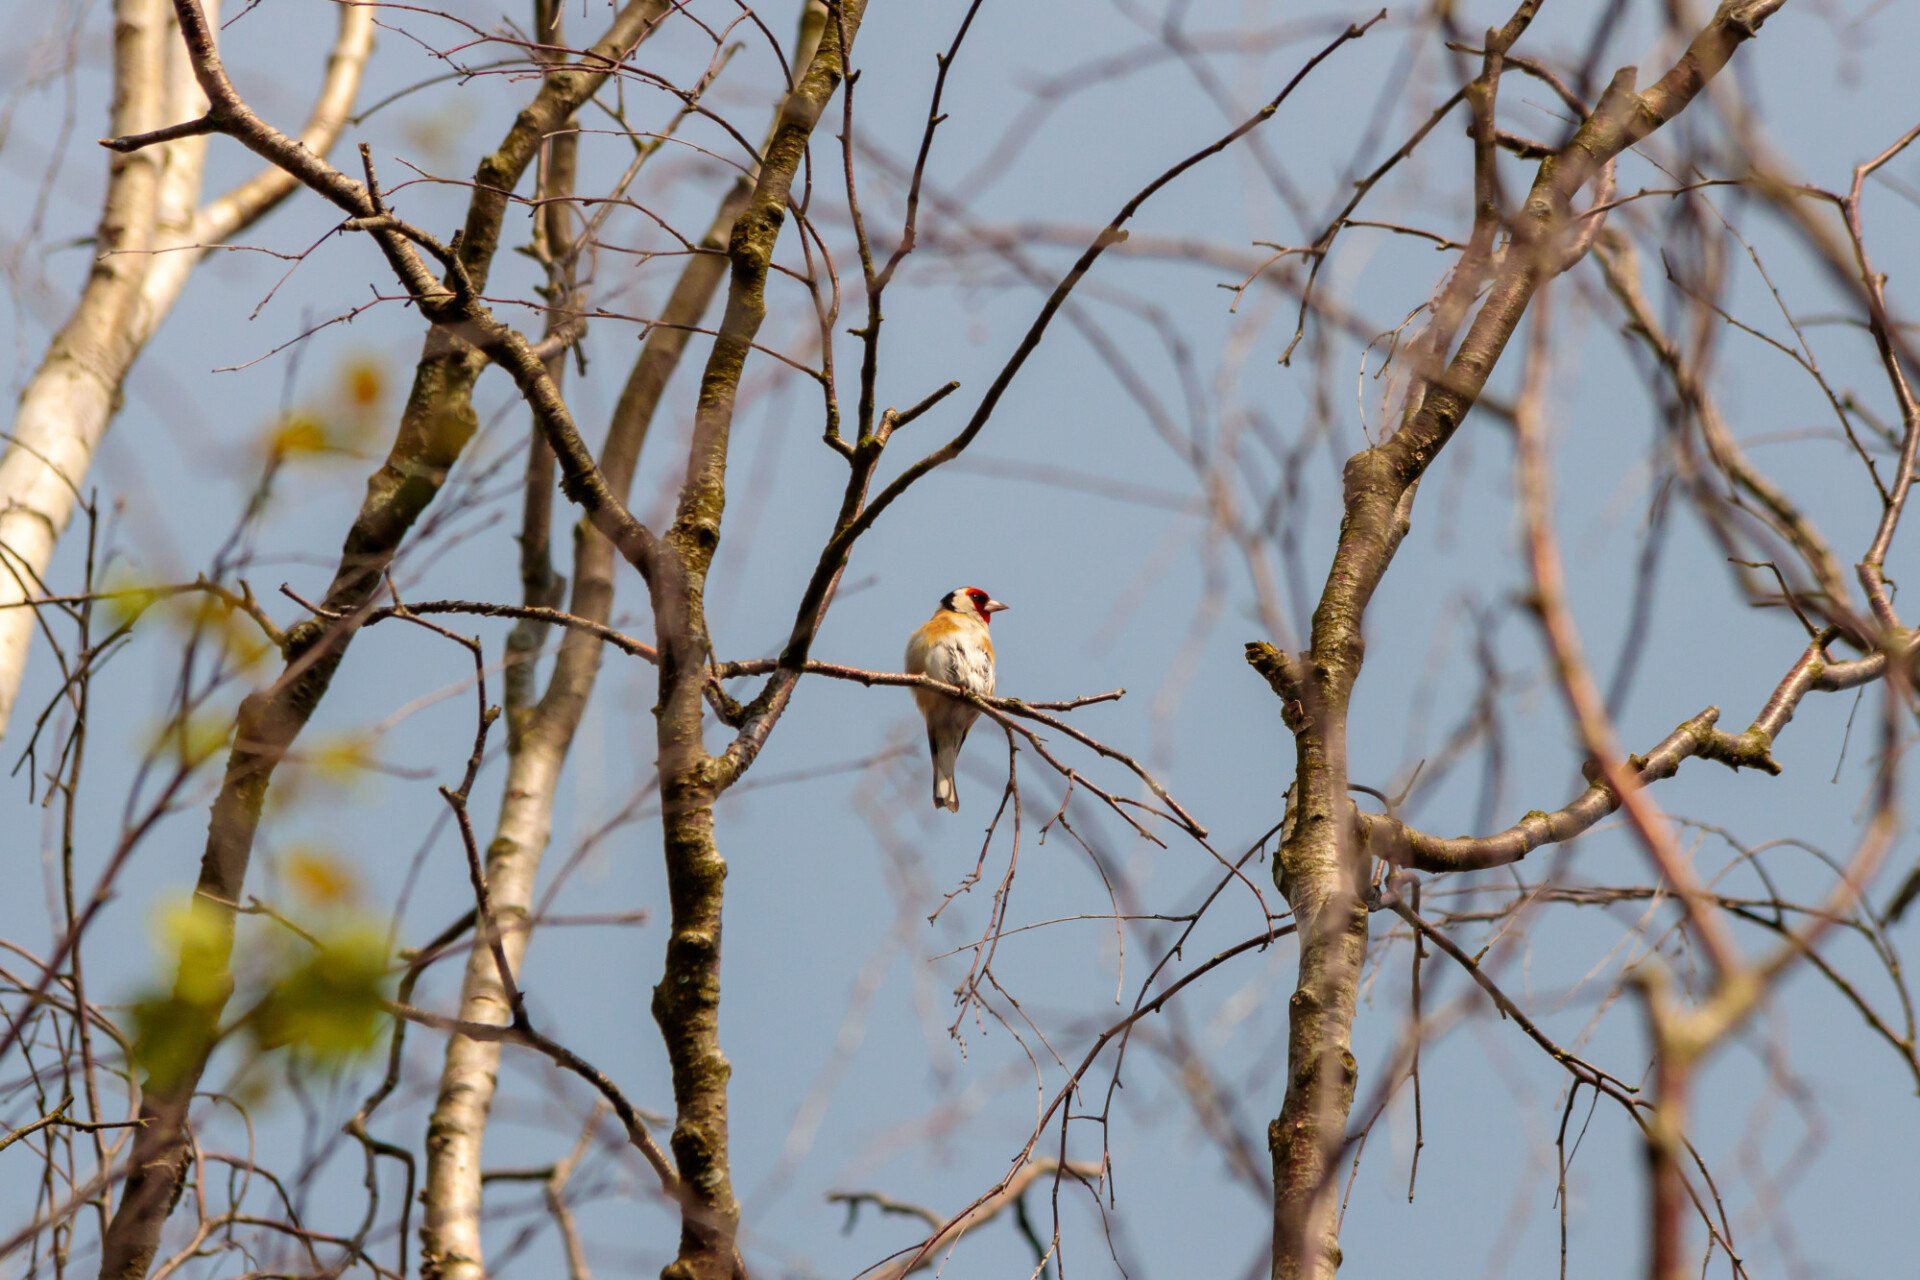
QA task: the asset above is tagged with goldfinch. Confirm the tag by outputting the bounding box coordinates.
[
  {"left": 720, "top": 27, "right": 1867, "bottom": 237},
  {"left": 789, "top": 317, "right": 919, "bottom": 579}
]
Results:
[{"left": 905, "top": 586, "right": 1008, "bottom": 812}]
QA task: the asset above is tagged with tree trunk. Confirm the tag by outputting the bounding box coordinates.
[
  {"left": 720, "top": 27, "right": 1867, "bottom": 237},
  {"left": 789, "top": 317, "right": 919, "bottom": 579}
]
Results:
[
  {"left": 0, "top": 0, "right": 374, "bottom": 740},
  {"left": 419, "top": 115, "right": 753, "bottom": 1280},
  {"left": 1259, "top": 8, "right": 1785, "bottom": 1274}
]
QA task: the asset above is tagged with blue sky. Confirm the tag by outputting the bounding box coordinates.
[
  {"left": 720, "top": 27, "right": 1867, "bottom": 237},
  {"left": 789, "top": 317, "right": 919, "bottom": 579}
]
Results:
[{"left": 3, "top": 2, "right": 1919, "bottom": 1277}]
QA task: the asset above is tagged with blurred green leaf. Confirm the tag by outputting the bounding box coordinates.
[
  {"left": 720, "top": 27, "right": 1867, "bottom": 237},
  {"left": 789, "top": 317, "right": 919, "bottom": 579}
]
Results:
[
  {"left": 99, "top": 574, "right": 165, "bottom": 633},
  {"left": 143, "top": 711, "right": 233, "bottom": 770},
  {"left": 250, "top": 927, "right": 390, "bottom": 1060},
  {"left": 131, "top": 993, "right": 221, "bottom": 1092},
  {"left": 130, "top": 901, "right": 233, "bottom": 1090}
]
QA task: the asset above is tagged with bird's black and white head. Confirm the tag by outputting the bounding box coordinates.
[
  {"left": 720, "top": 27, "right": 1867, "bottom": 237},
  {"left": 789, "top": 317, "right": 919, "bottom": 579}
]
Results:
[{"left": 940, "top": 586, "right": 1009, "bottom": 625}]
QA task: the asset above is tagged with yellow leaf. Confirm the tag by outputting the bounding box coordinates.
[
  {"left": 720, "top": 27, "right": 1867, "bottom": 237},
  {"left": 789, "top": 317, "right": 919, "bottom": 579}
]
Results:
[
  {"left": 311, "top": 734, "right": 375, "bottom": 782},
  {"left": 132, "top": 898, "right": 237, "bottom": 1089},
  {"left": 271, "top": 414, "right": 331, "bottom": 455},
  {"left": 286, "top": 848, "right": 360, "bottom": 906},
  {"left": 343, "top": 358, "right": 384, "bottom": 408},
  {"left": 100, "top": 575, "right": 165, "bottom": 632},
  {"left": 144, "top": 712, "right": 233, "bottom": 769},
  {"left": 155, "top": 899, "right": 231, "bottom": 1004}
]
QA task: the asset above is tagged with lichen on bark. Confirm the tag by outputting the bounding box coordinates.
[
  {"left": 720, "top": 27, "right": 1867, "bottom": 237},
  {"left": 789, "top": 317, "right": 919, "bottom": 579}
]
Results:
[{"left": 1254, "top": 7, "right": 1784, "bottom": 1277}]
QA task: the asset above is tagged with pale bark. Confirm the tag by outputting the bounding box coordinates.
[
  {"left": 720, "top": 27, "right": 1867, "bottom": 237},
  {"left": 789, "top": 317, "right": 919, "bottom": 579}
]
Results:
[
  {"left": 418, "top": 11, "right": 584, "bottom": 1270},
  {"left": 0, "top": 0, "right": 169, "bottom": 740},
  {"left": 422, "top": 742, "right": 570, "bottom": 1280},
  {"left": 417, "top": 189, "right": 756, "bottom": 1280},
  {"left": 96, "top": 6, "right": 667, "bottom": 1278},
  {"left": 0, "top": 2, "right": 373, "bottom": 741},
  {"left": 415, "top": 4, "right": 821, "bottom": 1268}
]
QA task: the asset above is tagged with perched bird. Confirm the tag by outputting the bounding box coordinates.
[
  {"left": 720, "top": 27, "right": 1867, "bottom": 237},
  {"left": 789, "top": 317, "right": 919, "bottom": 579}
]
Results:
[{"left": 905, "top": 586, "right": 1009, "bottom": 812}]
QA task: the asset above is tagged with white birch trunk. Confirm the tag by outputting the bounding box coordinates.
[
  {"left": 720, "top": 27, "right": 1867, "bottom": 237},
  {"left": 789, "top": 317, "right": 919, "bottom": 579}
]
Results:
[
  {"left": 422, "top": 738, "right": 570, "bottom": 1280},
  {"left": 0, "top": 3, "right": 373, "bottom": 739},
  {"left": 417, "top": 11, "right": 826, "bottom": 1276}
]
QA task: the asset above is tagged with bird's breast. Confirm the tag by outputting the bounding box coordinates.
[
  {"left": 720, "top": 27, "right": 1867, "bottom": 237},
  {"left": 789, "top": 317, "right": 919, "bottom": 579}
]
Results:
[{"left": 907, "top": 613, "right": 996, "bottom": 697}]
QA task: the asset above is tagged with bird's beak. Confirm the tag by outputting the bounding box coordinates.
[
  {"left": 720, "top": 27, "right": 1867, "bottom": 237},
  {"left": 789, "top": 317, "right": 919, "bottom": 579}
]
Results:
[{"left": 983, "top": 598, "right": 1009, "bottom": 614}]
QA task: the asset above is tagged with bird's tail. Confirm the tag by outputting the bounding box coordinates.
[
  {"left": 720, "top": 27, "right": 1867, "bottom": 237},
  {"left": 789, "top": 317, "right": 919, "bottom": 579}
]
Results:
[{"left": 929, "top": 727, "right": 962, "bottom": 812}]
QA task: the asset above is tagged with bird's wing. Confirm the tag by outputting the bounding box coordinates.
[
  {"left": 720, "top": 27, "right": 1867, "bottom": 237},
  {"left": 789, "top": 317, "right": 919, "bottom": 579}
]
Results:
[{"left": 904, "top": 623, "right": 932, "bottom": 675}]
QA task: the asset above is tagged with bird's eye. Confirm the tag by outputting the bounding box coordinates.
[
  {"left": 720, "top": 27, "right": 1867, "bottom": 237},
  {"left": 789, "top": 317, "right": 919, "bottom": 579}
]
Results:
[{"left": 968, "top": 590, "right": 987, "bottom": 604}]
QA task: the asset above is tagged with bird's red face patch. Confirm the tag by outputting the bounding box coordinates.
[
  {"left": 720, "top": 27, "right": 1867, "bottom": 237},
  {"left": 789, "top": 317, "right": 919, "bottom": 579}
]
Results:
[{"left": 966, "top": 588, "right": 992, "bottom": 622}]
